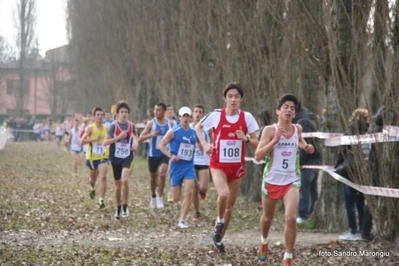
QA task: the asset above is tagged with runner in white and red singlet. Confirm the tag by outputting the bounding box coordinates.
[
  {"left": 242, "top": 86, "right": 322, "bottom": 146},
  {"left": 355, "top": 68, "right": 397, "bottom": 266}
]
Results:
[
  {"left": 254, "top": 93, "right": 314, "bottom": 266},
  {"left": 195, "top": 82, "right": 259, "bottom": 255}
]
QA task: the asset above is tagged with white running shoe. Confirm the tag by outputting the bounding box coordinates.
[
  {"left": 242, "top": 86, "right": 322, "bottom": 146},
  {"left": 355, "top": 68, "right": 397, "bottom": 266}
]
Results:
[
  {"left": 122, "top": 207, "right": 129, "bottom": 218},
  {"left": 338, "top": 231, "right": 361, "bottom": 241},
  {"left": 150, "top": 197, "right": 157, "bottom": 209},
  {"left": 178, "top": 220, "right": 188, "bottom": 228},
  {"left": 156, "top": 197, "right": 164, "bottom": 208}
]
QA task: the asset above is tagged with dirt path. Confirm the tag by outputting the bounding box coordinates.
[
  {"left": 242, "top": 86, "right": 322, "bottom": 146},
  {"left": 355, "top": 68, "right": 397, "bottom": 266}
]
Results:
[{"left": 1, "top": 229, "right": 339, "bottom": 249}]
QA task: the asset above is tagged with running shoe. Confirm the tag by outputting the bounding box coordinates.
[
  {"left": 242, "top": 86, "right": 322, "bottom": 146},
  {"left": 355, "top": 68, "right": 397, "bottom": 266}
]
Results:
[
  {"left": 90, "top": 188, "right": 95, "bottom": 199},
  {"left": 258, "top": 241, "right": 268, "bottom": 261},
  {"left": 115, "top": 209, "right": 121, "bottom": 221},
  {"left": 156, "top": 197, "right": 164, "bottom": 208},
  {"left": 98, "top": 199, "right": 105, "bottom": 209},
  {"left": 192, "top": 212, "right": 201, "bottom": 221},
  {"left": 338, "top": 231, "right": 362, "bottom": 241},
  {"left": 213, "top": 241, "right": 226, "bottom": 255},
  {"left": 257, "top": 204, "right": 263, "bottom": 211},
  {"left": 200, "top": 191, "right": 207, "bottom": 200},
  {"left": 150, "top": 197, "right": 157, "bottom": 209},
  {"left": 167, "top": 192, "right": 173, "bottom": 202},
  {"left": 283, "top": 258, "right": 293, "bottom": 266},
  {"left": 178, "top": 220, "right": 188, "bottom": 228},
  {"left": 122, "top": 206, "right": 129, "bottom": 218},
  {"left": 212, "top": 222, "right": 224, "bottom": 242}
]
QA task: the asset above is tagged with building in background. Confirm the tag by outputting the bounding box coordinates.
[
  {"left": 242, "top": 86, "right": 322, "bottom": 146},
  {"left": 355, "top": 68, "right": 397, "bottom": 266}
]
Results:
[{"left": 0, "top": 45, "right": 74, "bottom": 116}]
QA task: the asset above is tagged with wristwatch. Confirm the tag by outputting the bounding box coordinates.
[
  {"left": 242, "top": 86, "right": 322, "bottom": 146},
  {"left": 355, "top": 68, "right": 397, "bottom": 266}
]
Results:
[{"left": 246, "top": 136, "right": 250, "bottom": 143}]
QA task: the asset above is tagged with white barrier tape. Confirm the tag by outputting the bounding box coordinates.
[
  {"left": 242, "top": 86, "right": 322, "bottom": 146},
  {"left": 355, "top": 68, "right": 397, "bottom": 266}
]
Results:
[
  {"left": 324, "top": 132, "right": 399, "bottom": 146},
  {"left": 325, "top": 169, "right": 399, "bottom": 198},
  {"left": 245, "top": 160, "right": 399, "bottom": 198},
  {"left": 302, "top": 132, "right": 344, "bottom": 139}
]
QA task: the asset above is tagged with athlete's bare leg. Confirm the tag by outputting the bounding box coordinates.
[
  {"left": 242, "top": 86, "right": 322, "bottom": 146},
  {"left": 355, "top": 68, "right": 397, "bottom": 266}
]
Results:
[
  {"left": 282, "top": 188, "right": 300, "bottom": 253},
  {"left": 157, "top": 163, "right": 168, "bottom": 197},
  {"left": 210, "top": 169, "right": 228, "bottom": 220},
  {"left": 121, "top": 167, "right": 130, "bottom": 205},
  {"left": 97, "top": 163, "right": 108, "bottom": 198},
  {"left": 180, "top": 179, "right": 196, "bottom": 221},
  {"left": 260, "top": 197, "right": 278, "bottom": 239},
  {"left": 222, "top": 177, "right": 242, "bottom": 237}
]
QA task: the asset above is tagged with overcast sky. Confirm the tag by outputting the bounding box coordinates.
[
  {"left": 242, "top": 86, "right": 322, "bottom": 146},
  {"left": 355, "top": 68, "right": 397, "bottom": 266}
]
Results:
[{"left": 0, "top": 0, "right": 68, "bottom": 57}]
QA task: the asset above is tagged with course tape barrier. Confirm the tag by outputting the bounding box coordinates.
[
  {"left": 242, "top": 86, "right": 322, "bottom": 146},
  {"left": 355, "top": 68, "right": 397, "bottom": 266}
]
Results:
[{"left": 245, "top": 158, "right": 399, "bottom": 198}]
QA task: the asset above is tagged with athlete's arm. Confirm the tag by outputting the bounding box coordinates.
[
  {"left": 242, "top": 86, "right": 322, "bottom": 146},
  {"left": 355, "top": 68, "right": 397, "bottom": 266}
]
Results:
[
  {"left": 79, "top": 126, "right": 100, "bottom": 145},
  {"left": 103, "top": 127, "right": 127, "bottom": 146},
  {"left": 131, "top": 130, "right": 139, "bottom": 152},
  {"left": 159, "top": 129, "right": 174, "bottom": 158},
  {"left": 297, "top": 124, "right": 314, "bottom": 154},
  {"left": 195, "top": 123, "right": 213, "bottom": 155},
  {"left": 138, "top": 120, "right": 157, "bottom": 142},
  {"left": 254, "top": 125, "right": 281, "bottom": 161}
]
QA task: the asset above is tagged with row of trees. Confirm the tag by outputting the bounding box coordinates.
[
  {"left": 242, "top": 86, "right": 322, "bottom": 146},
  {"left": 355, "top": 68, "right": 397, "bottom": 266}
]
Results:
[{"left": 66, "top": 1, "right": 399, "bottom": 241}]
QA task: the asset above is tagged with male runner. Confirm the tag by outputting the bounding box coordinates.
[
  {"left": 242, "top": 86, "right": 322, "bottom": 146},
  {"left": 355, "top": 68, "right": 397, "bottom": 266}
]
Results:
[{"left": 195, "top": 82, "right": 259, "bottom": 255}]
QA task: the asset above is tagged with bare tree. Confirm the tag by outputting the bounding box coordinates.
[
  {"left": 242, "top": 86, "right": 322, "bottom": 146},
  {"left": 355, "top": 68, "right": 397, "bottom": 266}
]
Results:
[{"left": 14, "top": 0, "right": 36, "bottom": 117}]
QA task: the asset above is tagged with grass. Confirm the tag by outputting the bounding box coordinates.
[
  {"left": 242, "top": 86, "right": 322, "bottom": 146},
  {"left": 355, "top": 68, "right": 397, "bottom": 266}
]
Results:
[{"left": 0, "top": 141, "right": 398, "bottom": 265}]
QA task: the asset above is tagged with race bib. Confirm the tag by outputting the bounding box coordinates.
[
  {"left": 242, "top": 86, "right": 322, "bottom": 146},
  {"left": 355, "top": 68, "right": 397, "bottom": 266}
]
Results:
[
  {"left": 178, "top": 143, "right": 195, "bottom": 161},
  {"left": 155, "top": 136, "right": 163, "bottom": 149},
  {"left": 219, "top": 139, "right": 242, "bottom": 163},
  {"left": 114, "top": 142, "right": 130, "bottom": 158},
  {"left": 92, "top": 143, "right": 105, "bottom": 156}
]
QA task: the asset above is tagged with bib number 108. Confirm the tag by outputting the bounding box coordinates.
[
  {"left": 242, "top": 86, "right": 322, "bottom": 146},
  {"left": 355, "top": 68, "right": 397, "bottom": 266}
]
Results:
[{"left": 222, "top": 148, "right": 240, "bottom": 158}]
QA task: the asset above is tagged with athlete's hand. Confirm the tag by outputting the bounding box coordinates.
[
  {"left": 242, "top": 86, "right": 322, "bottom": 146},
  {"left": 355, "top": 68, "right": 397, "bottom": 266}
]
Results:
[
  {"left": 236, "top": 126, "right": 246, "bottom": 141},
  {"left": 131, "top": 142, "right": 138, "bottom": 152},
  {"left": 304, "top": 144, "right": 314, "bottom": 154},
  {"left": 171, "top": 154, "right": 179, "bottom": 162},
  {"left": 272, "top": 127, "right": 286, "bottom": 144},
  {"left": 118, "top": 130, "right": 127, "bottom": 140},
  {"left": 152, "top": 130, "right": 160, "bottom": 137},
  {"left": 202, "top": 142, "right": 214, "bottom": 155}
]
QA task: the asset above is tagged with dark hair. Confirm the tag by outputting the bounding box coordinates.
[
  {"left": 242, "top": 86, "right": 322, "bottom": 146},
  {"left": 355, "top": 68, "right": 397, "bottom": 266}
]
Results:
[
  {"left": 92, "top": 107, "right": 104, "bottom": 116},
  {"left": 277, "top": 93, "right": 299, "bottom": 112},
  {"left": 194, "top": 104, "right": 205, "bottom": 113},
  {"left": 156, "top": 103, "right": 167, "bottom": 111},
  {"left": 223, "top": 82, "right": 243, "bottom": 98},
  {"left": 349, "top": 120, "right": 369, "bottom": 135},
  {"left": 116, "top": 101, "right": 130, "bottom": 114},
  {"left": 258, "top": 109, "right": 271, "bottom": 126}
]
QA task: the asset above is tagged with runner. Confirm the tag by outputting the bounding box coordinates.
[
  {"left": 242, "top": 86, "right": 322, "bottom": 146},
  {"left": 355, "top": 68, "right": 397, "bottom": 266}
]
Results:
[
  {"left": 54, "top": 120, "right": 64, "bottom": 150},
  {"left": 138, "top": 103, "right": 170, "bottom": 209},
  {"left": 103, "top": 101, "right": 138, "bottom": 220},
  {"left": 80, "top": 107, "right": 110, "bottom": 209},
  {"left": 159, "top": 106, "right": 198, "bottom": 228},
  {"left": 103, "top": 112, "right": 114, "bottom": 127},
  {"left": 254, "top": 93, "right": 314, "bottom": 265},
  {"left": 190, "top": 104, "right": 210, "bottom": 221},
  {"left": 195, "top": 82, "right": 259, "bottom": 255},
  {"left": 67, "top": 118, "right": 83, "bottom": 177}
]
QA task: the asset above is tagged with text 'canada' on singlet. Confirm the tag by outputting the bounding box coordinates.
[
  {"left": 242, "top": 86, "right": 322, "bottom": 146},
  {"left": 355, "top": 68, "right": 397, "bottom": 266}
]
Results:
[{"left": 263, "top": 124, "right": 301, "bottom": 185}]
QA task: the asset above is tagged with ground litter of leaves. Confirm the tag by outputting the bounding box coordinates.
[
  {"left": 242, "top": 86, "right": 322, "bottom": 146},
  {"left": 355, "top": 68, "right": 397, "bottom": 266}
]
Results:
[{"left": 1, "top": 142, "right": 398, "bottom": 265}]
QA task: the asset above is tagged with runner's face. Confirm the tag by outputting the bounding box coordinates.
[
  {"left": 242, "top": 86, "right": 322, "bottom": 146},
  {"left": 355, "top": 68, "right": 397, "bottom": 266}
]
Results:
[
  {"left": 94, "top": 111, "right": 104, "bottom": 123},
  {"left": 154, "top": 105, "right": 165, "bottom": 119},
  {"left": 118, "top": 108, "right": 129, "bottom": 122},
  {"left": 193, "top": 107, "right": 204, "bottom": 122},
  {"left": 179, "top": 114, "right": 191, "bottom": 125},
  {"left": 166, "top": 107, "right": 174, "bottom": 119},
  {"left": 224, "top": 89, "right": 242, "bottom": 110},
  {"left": 277, "top": 101, "right": 296, "bottom": 121}
]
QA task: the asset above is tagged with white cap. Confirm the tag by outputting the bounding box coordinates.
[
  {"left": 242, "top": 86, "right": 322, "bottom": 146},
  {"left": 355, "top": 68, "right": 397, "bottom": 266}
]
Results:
[{"left": 178, "top": 106, "right": 192, "bottom": 116}]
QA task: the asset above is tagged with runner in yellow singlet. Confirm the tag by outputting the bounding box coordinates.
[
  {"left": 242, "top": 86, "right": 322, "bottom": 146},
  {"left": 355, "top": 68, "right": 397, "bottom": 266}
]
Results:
[{"left": 80, "top": 107, "right": 110, "bottom": 209}]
